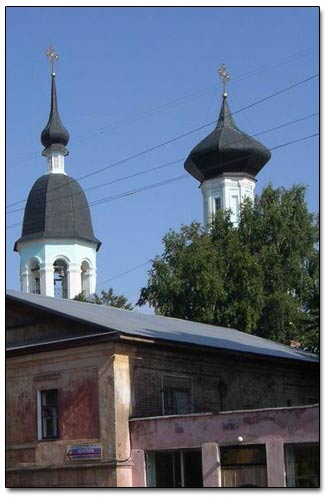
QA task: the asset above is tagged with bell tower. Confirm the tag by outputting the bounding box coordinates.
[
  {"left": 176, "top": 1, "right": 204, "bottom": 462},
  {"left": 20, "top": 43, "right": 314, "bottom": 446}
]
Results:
[
  {"left": 14, "top": 47, "right": 101, "bottom": 298},
  {"left": 184, "top": 64, "right": 271, "bottom": 227}
]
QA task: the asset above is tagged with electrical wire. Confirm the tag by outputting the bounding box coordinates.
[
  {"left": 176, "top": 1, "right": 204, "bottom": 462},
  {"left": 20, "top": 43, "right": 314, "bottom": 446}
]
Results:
[
  {"left": 6, "top": 73, "right": 318, "bottom": 210},
  {"left": 6, "top": 111, "right": 318, "bottom": 216},
  {"left": 8, "top": 45, "right": 318, "bottom": 165},
  {"left": 96, "top": 261, "right": 152, "bottom": 288},
  {"left": 6, "top": 132, "right": 319, "bottom": 232}
]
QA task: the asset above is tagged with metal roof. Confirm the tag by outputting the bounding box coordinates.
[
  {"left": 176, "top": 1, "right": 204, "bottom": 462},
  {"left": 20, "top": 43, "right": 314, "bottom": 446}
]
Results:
[
  {"left": 41, "top": 74, "right": 69, "bottom": 156},
  {"left": 6, "top": 290, "right": 318, "bottom": 363},
  {"left": 14, "top": 174, "right": 101, "bottom": 251},
  {"left": 184, "top": 95, "right": 271, "bottom": 182}
]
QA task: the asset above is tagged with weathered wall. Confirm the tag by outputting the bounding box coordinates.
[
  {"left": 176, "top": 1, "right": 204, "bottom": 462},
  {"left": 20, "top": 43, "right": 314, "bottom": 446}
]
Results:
[
  {"left": 130, "top": 405, "right": 319, "bottom": 487},
  {"left": 6, "top": 342, "right": 132, "bottom": 488},
  {"left": 130, "top": 405, "right": 319, "bottom": 450},
  {"left": 6, "top": 465, "right": 117, "bottom": 487},
  {"left": 130, "top": 346, "right": 319, "bottom": 417}
]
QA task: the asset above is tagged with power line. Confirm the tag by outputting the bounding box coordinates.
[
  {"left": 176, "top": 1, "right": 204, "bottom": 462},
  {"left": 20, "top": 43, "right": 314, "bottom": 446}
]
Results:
[
  {"left": 6, "top": 73, "right": 318, "bottom": 210},
  {"left": 96, "top": 261, "right": 152, "bottom": 288},
  {"left": 6, "top": 132, "right": 319, "bottom": 232},
  {"left": 6, "top": 110, "right": 318, "bottom": 216},
  {"left": 6, "top": 158, "right": 185, "bottom": 215},
  {"left": 8, "top": 45, "right": 317, "bottom": 165}
]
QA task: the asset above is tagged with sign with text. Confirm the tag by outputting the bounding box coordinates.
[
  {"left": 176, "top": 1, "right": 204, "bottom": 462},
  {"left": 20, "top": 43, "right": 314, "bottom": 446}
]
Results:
[{"left": 66, "top": 444, "right": 103, "bottom": 461}]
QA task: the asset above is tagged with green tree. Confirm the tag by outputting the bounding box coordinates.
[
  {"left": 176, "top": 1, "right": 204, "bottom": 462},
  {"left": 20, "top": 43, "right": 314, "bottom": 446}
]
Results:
[
  {"left": 74, "top": 287, "right": 133, "bottom": 310},
  {"left": 138, "top": 185, "right": 319, "bottom": 350}
]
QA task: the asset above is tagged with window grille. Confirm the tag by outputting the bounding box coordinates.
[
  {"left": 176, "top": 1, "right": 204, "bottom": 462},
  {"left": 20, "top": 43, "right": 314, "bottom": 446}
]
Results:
[{"left": 162, "top": 376, "right": 193, "bottom": 415}]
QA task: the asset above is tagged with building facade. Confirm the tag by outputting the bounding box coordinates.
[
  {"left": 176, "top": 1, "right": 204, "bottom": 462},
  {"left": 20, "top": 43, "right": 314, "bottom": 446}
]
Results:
[{"left": 6, "top": 291, "right": 319, "bottom": 488}]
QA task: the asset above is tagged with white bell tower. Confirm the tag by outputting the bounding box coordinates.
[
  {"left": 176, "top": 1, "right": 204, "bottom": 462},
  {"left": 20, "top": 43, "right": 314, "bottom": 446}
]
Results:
[
  {"left": 14, "top": 46, "right": 101, "bottom": 299},
  {"left": 184, "top": 64, "right": 271, "bottom": 227}
]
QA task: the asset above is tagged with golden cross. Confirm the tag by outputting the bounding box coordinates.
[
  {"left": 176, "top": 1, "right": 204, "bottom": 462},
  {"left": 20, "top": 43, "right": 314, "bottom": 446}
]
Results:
[
  {"left": 46, "top": 46, "right": 59, "bottom": 75},
  {"left": 218, "top": 64, "right": 230, "bottom": 95}
]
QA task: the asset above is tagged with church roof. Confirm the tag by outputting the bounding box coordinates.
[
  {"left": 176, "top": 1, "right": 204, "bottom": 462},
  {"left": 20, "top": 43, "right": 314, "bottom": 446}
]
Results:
[
  {"left": 41, "top": 74, "right": 69, "bottom": 156},
  {"left": 6, "top": 290, "right": 318, "bottom": 364},
  {"left": 14, "top": 174, "right": 101, "bottom": 251},
  {"left": 184, "top": 94, "right": 271, "bottom": 183}
]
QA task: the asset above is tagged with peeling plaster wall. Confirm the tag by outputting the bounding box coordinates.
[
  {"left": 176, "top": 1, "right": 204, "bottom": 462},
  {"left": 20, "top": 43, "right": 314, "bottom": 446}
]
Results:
[
  {"left": 6, "top": 343, "right": 132, "bottom": 488},
  {"left": 129, "top": 406, "right": 319, "bottom": 488},
  {"left": 130, "top": 406, "right": 319, "bottom": 451}
]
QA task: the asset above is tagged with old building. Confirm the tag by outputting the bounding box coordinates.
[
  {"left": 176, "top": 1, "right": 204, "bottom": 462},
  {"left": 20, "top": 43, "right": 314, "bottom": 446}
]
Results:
[
  {"left": 6, "top": 290, "right": 319, "bottom": 488},
  {"left": 7, "top": 52, "right": 319, "bottom": 488}
]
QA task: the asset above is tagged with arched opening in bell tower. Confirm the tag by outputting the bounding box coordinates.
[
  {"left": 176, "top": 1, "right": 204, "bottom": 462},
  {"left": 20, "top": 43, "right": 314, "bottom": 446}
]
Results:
[
  {"left": 28, "top": 258, "right": 41, "bottom": 294},
  {"left": 53, "top": 258, "right": 68, "bottom": 299},
  {"left": 81, "top": 260, "right": 92, "bottom": 296}
]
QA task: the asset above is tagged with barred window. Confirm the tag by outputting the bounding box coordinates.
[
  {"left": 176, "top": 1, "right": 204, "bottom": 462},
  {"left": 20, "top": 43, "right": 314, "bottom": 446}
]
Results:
[
  {"left": 39, "top": 389, "right": 59, "bottom": 440},
  {"left": 162, "top": 375, "right": 193, "bottom": 415}
]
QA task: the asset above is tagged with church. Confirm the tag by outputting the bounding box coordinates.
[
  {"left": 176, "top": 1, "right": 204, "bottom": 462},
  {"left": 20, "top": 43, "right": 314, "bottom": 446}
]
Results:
[{"left": 6, "top": 50, "right": 319, "bottom": 488}]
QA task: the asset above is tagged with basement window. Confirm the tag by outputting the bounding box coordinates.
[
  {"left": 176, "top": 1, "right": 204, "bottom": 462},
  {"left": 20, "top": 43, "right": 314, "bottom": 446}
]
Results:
[
  {"left": 284, "top": 443, "right": 319, "bottom": 487},
  {"left": 162, "top": 375, "right": 193, "bottom": 415},
  {"left": 38, "top": 389, "right": 59, "bottom": 440}
]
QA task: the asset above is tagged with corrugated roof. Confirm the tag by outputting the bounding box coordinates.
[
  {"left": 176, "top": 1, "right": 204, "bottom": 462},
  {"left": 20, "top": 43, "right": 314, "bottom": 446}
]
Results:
[{"left": 6, "top": 290, "right": 318, "bottom": 363}]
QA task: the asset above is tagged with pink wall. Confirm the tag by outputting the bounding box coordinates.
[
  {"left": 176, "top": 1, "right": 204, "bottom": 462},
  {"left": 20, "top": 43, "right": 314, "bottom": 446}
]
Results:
[
  {"left": 130, "top": 405, "right": 318, "bottom": 450},
  {"left": 130, "top": 405, "right": 319, "bottom": 487}
]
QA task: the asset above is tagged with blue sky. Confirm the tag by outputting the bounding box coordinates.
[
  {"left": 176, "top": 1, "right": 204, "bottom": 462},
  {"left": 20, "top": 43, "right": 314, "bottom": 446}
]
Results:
[{"left": 6, "top": 6, "right": 319, "bottom": 308}]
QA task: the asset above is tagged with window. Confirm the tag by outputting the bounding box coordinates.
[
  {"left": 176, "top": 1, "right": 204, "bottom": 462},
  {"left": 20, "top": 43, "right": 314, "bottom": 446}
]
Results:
[
  {"left": 162, "top": 375, "right": 193, "bottom": 415},
  {"left": 146, "top": 449, "right": 203, "bottom": 487},
  {"left": 214, "top": 196, "right": 222, "bottom": 212},
  {"left": 81, "top": 260, "right": 91, "bottom": 296},
  {"left": 28, "top": 259, "right": 40, "bottom": 294},
  {"left": 38, "top": 389, "right": 59, "bottom": 440},
  {"left": 230, "top": 194, "right": 239, "bottom": 224},
  {"left": 220, "top": 445, "right": 267, "bottom": 487},
  {"left": 285, "top": 443, "right": 319, "bottom": 487}
]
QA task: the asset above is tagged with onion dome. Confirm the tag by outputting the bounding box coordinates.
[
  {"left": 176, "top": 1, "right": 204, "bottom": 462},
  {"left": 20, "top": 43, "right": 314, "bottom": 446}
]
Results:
[
  {"left": 14, "top": 174, "right": 101, "bottom": 251},
  {"left": 184, "top": 93, "right": 271, "bottom": 183},
  {"left": 41, "top": 74, "right": 70, "bottom": 156}
]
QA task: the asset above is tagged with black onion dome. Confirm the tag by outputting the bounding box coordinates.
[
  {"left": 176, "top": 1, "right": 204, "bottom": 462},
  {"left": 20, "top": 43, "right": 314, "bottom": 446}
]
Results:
[
  {"left": 14, "top": 174, "right": 101, "bottom": 251},
  {"left": 184, "top": 95, "right": 271, "bottom": 183},
  {"left": 41, "top": 74, "right": 69, "bottom": 156}
]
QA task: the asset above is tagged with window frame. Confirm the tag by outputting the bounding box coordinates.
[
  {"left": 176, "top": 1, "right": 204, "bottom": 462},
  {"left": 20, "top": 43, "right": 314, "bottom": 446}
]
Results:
[
  {"left": 284, "top": 442, "right": 320, "bottom": 488},
  {"left": 161, "top": 374, "right": 193, "bottom": 416},
  {"left": 37, "top": 389, "right": 59, "bottom": 441}
]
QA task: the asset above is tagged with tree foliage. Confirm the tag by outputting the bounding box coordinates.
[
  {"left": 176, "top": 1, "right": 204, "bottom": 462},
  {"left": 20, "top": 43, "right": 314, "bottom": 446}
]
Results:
[
  {"left": 74, "top": 287, "right": 133, "bottom": 310},
  {"left": 138, "top": 185, "right": 319, "bottom": 350}
]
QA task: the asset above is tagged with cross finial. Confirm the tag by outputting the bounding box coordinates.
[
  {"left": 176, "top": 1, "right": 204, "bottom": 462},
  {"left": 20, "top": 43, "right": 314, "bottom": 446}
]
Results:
[
  {"left": 46, "top": 45, "right": 59, "bottom": 76},
  {"left": 218, "top": 64, "right": 230, "bottom": 97}
]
